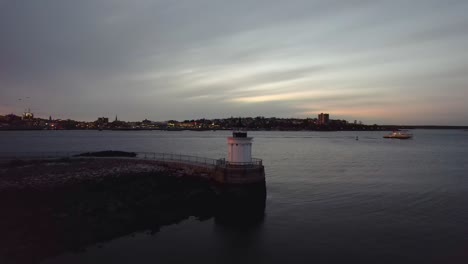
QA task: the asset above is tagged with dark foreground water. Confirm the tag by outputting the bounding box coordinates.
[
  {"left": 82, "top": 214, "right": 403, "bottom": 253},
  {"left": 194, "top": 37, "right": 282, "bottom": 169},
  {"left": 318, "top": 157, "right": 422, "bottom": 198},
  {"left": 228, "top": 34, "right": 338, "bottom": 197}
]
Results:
[{"left": 1, "top": 130, "right": 468, "bottom": 263}]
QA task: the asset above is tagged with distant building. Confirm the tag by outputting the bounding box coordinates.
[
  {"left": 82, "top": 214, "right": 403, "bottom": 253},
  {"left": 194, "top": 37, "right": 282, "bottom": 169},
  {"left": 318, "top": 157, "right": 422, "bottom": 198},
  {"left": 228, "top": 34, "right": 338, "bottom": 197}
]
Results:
[
  {"left": 142, "top": 119, "right": 152, "bottom": 125},
  {"left": 96, "top": 117, "right": 109, "bottom": 124},
  {"left": 318, "top": 113, "right": 329, "bottom": 125},
  {"left": 22, "top": 108, "right": 34, "bottom": 120}
]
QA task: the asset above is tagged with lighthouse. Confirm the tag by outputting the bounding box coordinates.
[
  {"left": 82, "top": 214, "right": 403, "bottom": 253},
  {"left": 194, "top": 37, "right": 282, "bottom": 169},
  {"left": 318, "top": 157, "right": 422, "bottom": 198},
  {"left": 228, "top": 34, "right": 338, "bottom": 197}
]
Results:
[{"left": 227, "top": 118, "right": 253, "bottom": 164}]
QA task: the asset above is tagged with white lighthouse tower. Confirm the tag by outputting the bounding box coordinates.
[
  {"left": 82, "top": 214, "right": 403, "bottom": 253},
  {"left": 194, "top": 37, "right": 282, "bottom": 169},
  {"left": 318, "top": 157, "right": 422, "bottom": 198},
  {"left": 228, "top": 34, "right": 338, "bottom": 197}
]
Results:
[{"left": 227, "top": 118, "right": 253, "bottom": 164}]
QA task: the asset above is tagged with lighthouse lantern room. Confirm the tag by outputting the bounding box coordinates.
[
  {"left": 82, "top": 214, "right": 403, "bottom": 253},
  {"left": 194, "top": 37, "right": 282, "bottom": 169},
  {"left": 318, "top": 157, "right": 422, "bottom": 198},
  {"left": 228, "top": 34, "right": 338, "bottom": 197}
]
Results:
[{"left": 227, "top": 118, "right": 253, "bottom": 164}]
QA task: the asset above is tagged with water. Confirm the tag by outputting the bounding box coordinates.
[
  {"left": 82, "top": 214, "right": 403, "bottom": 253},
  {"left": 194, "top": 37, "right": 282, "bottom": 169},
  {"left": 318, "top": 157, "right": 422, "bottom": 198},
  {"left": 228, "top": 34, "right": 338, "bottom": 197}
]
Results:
[{"left": 1, "top": 130, "right": 468, "bottom": 263}]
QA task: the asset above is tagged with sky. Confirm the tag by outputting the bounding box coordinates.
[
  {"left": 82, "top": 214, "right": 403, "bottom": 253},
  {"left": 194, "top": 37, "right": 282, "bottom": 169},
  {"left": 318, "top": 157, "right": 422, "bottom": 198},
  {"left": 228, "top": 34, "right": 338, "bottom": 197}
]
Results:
[{"left": 1, "top": 0, "right": 467, "bottom": 125}]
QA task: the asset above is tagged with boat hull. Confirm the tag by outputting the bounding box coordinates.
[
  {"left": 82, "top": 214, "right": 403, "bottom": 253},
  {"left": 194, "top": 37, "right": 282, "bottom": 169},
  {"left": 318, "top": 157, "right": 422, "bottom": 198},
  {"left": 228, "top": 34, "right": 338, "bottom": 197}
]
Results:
[
  {"left": 383, "top": 135, "right": 412, "bottom": 139},
  {"left": 383, "top": 130, "right": 413, "bottom": 139}
]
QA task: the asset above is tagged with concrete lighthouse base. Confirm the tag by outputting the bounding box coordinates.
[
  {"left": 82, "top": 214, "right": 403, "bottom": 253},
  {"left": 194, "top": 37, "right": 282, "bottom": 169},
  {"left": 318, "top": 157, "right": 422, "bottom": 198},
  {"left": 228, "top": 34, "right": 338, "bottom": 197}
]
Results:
[{"left": 211, "top": 165, "right": 265, "bottom": 184}]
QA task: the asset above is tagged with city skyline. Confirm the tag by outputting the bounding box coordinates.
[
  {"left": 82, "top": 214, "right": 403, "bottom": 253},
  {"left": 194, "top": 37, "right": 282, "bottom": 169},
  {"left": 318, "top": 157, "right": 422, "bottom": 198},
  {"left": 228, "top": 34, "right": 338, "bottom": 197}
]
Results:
[
  {"left": 1, "top": 0, "right": 468, "bottom": 125},
  {"left": 0, "top": 109, "right": 356, "bottom": 124}
]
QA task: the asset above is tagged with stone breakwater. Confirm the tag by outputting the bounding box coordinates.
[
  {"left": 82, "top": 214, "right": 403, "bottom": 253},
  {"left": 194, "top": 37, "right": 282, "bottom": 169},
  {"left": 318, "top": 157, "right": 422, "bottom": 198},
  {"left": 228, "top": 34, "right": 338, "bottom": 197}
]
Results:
[
  {"left": 0, "top": 158, "right": 265, "bottom": 264},
  {"left": 0, "top": 159, "right": 199, "bottom": 191}
]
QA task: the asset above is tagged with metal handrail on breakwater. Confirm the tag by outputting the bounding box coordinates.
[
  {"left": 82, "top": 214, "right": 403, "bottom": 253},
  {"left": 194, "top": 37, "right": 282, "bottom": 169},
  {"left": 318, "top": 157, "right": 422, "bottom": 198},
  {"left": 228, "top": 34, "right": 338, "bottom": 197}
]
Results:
[
  {"left": 137, "top": 152, "right": 219, "bottom": 167},
  {"left": 0, "top": 151, "right": 263, "bottom": 168}
]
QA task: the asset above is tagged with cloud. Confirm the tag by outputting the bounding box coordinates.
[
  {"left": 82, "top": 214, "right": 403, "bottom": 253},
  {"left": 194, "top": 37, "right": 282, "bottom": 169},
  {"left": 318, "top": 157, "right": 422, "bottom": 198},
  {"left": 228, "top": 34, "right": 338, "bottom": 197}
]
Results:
[{"left": 0, "top": 0, "right": 467, "bottom": 124}]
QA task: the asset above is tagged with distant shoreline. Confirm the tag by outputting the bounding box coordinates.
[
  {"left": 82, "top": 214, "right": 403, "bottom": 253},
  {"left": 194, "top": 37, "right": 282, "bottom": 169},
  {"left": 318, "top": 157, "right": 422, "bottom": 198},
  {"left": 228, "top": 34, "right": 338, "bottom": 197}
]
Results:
[{"left": 0, "top": 126, "right": 467, "bottom": 132}]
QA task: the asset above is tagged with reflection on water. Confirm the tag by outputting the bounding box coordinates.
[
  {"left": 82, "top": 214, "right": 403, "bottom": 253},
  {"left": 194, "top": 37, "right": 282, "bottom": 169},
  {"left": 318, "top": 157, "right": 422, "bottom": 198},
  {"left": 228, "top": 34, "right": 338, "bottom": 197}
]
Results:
[{"left": 214, "top": 182, "right": 266, "bottom": 229}]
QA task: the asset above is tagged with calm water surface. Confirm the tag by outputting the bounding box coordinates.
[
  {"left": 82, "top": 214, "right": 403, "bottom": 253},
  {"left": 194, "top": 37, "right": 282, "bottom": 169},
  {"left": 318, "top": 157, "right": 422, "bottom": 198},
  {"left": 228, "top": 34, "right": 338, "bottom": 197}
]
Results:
[{"left": 1, "top": 130, "right": 468, "bottom": 263}]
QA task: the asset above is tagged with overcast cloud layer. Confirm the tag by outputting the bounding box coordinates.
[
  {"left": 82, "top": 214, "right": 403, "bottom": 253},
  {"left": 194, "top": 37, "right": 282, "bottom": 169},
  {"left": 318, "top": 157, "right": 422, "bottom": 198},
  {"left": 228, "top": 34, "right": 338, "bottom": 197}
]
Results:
[{"left": 1, "top": 0, "right": 467, "bottom": 125}]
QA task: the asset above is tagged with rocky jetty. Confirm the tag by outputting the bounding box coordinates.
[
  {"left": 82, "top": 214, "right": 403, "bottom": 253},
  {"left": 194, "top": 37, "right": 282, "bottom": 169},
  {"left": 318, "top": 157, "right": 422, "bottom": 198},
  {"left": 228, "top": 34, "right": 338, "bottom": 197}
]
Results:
[
  {"left": 0, "top": 157, "right": 266, "bottom": 264},
  {"left": 0, "top": 158, "right": 217, "bottom": 264},
  {"left": 0, "top": 158, "right": 204, "bottom": 192}
]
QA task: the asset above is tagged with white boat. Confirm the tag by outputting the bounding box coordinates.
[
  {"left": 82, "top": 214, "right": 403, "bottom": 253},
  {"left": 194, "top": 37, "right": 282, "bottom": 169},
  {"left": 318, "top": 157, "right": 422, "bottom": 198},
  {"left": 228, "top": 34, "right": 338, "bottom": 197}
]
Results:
[{"left": 383, "top": 130, "right": 413, "bottom": 139}]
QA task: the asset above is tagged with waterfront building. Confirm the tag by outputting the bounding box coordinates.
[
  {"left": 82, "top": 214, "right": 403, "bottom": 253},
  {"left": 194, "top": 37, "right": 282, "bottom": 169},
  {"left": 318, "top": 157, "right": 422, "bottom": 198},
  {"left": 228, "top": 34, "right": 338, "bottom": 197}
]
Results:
[
  {"left": 318, "top": 113, "right": 329, "bottom": 125},
  {"left": 96, "top": 117, "right": 109, "bottom": 124}
]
